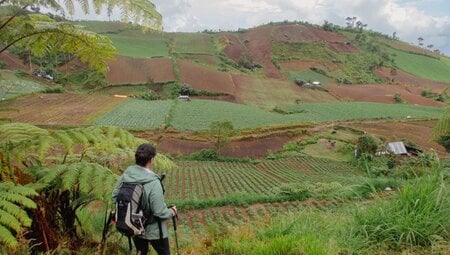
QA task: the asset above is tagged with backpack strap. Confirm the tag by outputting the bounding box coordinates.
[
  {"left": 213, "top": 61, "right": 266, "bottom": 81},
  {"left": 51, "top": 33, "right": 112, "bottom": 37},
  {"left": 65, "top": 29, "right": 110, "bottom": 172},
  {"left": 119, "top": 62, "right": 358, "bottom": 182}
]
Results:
[
  {"left": 157, "top": 217, "right": 163, "bottom": 243},
  {"left": 128, "top": 236, "right": 132, "bottom": 253}
]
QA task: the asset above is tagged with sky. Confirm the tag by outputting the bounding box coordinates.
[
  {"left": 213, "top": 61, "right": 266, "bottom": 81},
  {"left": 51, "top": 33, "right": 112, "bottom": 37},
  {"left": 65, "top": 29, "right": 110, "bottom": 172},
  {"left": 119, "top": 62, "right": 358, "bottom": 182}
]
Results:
[{"left": 67, "top": 0, "right": 450, "bottom": 55}]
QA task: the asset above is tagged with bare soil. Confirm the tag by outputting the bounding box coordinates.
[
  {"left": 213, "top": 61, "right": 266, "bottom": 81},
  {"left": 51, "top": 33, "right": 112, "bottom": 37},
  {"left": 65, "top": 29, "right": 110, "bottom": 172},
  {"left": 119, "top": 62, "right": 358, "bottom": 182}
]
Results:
[
  {"left": 350, "top": 120, "right": 448, "bottom": 157},
  {"left": 327, "top": 84, "right": 446, "bottom": 107},
  {"left": 242, "top": 25, "right": 283, "bottom": 79},
  {"left": 0, "top": 93, "right": 125, "bottom": 125},
  {"left": 0, "top": 52, "right": 29, "bottom": 72},
  {"left": 272, "top": 24, "right": 358, "bottom": 52},
  {"left": 375, "top": 67, "right": 449, "bottom": 93},
  {"left": 178, "top": 59, "right": 236, "bottom": 95},
  {"left": 107, "top": 56, "right": 175, "bottom": 85},
  {"left": 218, "top": 33, "right": 245, "bottom": 63}
]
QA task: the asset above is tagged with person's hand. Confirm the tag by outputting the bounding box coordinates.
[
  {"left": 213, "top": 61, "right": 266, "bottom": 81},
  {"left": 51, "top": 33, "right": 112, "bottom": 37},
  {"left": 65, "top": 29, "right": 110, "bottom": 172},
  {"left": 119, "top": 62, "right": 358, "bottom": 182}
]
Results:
[{"left": 169, "top": 206, "right": 177, "bottom": 216}]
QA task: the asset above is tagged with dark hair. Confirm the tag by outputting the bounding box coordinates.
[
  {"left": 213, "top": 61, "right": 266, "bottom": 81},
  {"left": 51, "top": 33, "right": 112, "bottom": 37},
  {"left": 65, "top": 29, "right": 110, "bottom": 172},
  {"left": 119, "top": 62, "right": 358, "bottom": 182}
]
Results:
[{"left": 135, "top": 144, "right": 156, "bottom": 167}]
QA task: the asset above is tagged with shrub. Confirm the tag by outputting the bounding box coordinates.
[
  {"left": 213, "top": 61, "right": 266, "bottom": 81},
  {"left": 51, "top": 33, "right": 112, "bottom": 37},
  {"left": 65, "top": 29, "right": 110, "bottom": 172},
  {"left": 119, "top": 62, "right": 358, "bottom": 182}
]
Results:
[
  {"left": 0, "top": 61, "right": 6, "bottom": 69},
  {"left": 44, "top": 86, "right": 65, "bottom": 93},
  {"left": 437, "top": 133, "right": 450, "bottom": 152},
  {"left": 189, "top": 148, "right": 219, "bottom": 161},
  {"left": 140, "top": 90, "right": 160, "bottom": 101},
  {"left": 394, "top": 93, "right": 404, "bottom": 103},
  {"left": 356, "top": 135, "right": 378, "bottom": 155}
]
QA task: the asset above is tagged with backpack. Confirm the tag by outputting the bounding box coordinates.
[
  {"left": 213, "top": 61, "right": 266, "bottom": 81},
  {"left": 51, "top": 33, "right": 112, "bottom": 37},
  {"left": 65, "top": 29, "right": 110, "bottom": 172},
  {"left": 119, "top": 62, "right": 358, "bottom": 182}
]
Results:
[{"left": 114, "top": 182, "right": 153, "bottom": 237}]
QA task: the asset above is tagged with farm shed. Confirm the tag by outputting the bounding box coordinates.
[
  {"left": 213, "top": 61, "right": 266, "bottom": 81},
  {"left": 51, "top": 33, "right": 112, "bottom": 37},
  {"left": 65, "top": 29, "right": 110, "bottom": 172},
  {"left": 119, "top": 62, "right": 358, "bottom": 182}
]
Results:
[{"left": 387, "top": 142, "right": 408, "bottom": 155}]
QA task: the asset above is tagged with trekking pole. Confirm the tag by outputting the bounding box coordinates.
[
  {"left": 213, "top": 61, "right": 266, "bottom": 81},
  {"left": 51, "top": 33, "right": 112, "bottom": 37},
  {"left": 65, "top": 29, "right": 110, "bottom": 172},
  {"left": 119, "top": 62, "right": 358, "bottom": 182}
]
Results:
[{"left": 169, "top": 205, "right": 179, "bottom": 255}]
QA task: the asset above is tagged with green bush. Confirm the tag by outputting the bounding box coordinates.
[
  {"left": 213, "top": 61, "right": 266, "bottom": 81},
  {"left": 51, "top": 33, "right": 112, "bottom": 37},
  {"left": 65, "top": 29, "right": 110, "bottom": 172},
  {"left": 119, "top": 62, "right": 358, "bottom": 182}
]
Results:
[
  {"left": 0, "top": 61, "right": 6, "bottom": 69},
  {"left": 188, "top": 148, "right": 219, "bottom": 161},
  {"left": 44, "top": 86, "right": 65, "bottom": 93},
  {"left": 356, "top": 135, "right": 378, "bottom": 155},
  {"left": 437, "top": 133, "right": 450, "bottom": 152}
]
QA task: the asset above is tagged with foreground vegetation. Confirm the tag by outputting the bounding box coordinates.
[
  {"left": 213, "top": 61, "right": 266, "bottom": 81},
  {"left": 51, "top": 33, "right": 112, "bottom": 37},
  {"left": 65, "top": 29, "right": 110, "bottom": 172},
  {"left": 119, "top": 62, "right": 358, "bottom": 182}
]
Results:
[{"left": 194, "top": 169, "right": 449, "bottom": 254}]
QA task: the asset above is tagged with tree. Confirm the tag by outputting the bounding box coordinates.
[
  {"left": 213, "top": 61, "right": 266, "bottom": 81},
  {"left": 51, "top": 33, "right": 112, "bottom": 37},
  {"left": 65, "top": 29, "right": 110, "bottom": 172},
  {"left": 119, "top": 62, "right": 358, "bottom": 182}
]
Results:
[
  {"left": 427, "top": 44, "right": 434, "bottom": 50},
  {"left": 345, "top": 17, "right": 353, "bottom": 28},
  {"left": 392, "top": 31, "right": 397, "bottom": 40},
  {"left": 209, "top": 120, "right": 234, "bottom": 154},
  {"left": 0, "top": 0, "right": 162, "bottom": 72},
  {"left": 418, "top": 37, "right": 424, "bottom": 47}
]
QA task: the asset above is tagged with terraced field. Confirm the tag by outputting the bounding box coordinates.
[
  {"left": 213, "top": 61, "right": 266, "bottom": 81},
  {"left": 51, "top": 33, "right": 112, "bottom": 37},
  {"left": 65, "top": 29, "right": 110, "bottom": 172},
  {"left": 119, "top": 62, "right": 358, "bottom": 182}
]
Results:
[
  {"left": 93, "top": 99, "right": 172, "bottom": 129},
  {"left": 165, "top": 157, "right": 362, "bottom": 203}
]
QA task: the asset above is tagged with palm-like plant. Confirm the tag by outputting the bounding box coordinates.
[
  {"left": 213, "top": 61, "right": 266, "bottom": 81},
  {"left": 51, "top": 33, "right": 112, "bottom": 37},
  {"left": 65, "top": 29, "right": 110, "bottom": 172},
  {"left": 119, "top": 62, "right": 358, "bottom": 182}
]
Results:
[{"left": 0, "top": 0, "right": 162, "bottom": 72}]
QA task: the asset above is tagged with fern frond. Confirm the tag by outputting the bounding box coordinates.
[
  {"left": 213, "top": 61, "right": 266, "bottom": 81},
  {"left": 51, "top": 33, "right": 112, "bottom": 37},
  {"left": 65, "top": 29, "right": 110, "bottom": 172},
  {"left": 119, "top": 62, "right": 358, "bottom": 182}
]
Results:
[
  {"left": 0, "top": 201, "right": 32, "bottom": 227},
  {"left": 51, "top": 130, "right": 74, "bottom": 153},
  {"left": 0, "top": 225, "right": 17, "bottom": 248},
  {"left": 36, "top": 163, "right": 118, "bottom": 202},
  {"left": 0, "top": 182, "right": 36, "bottom": 248},
  {"left": 0, "top": 208, "right": 22, "bottom": 232},
  {"left": 61, "top": 165, "right": 80, "bottom": 191}
]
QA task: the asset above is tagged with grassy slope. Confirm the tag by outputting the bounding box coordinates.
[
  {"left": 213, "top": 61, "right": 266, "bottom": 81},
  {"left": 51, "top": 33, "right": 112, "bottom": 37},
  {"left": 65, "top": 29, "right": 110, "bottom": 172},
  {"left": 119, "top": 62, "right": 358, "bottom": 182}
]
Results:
[{"left": 387, "top": 47, "right": 450, "bottom": 83}]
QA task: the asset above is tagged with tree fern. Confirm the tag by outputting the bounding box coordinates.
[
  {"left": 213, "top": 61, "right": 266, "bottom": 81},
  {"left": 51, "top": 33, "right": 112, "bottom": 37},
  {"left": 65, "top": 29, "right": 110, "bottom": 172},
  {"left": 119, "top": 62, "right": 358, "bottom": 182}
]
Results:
[
  {"left": 37, "top": 162, "right": 119, "bottom": 202},
  {"left": 0, "top": 182, "right": 37, "bottom": 248}
]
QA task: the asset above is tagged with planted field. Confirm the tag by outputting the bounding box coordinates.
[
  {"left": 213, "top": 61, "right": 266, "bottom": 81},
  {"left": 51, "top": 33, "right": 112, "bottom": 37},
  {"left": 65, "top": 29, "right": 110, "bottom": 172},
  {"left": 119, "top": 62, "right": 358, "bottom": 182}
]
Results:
[
  {"left": 93, "top": 99, "right": 171, "bottom": 129},
  {"left": 173, "top": 33, "right": 215, "bottom": 54},
  {"left": 107, "top": 33, "right": 170, "bottom": 57},
  {"left": 275, "top": 102, "right": 443, "bottom": 122},
  {"left": 164, "top": 157, "right": 362, "bottom": 205},
  {"left": 0, "top": 71, "right": 47, "bottom": 99},
  {"left": 170, "top": 99, "right": 443, "bottom": 131},
  {"left": 0, "top": 93, "right": 125, "bottom": 125},
  {"left": 387, "top": 47, "right": 450, "bottom": 83}
]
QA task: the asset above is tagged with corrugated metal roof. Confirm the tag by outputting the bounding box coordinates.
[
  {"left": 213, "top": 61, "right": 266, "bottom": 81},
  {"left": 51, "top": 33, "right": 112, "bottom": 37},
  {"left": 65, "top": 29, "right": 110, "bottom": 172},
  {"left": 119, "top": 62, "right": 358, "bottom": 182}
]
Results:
[{"left": 387, "top": 142, "right": 408, "bottom": 155}]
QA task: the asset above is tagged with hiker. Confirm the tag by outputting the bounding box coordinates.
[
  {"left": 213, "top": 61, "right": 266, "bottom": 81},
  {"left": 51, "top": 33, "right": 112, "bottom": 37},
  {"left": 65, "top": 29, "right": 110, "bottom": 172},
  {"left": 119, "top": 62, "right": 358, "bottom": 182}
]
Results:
[{"left": 112, "top": 144, "right": 177, "bottom": 255}]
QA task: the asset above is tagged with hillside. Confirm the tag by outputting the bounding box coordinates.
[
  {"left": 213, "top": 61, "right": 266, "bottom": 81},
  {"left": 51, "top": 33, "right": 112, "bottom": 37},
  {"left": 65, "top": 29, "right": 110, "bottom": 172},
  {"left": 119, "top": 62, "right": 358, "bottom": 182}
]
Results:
[
  {"left": 71, "top": 21, "right": 450, "bottom": 108},
  {"left": 1, "top": 18, "right": 449, "bottom": 255}
]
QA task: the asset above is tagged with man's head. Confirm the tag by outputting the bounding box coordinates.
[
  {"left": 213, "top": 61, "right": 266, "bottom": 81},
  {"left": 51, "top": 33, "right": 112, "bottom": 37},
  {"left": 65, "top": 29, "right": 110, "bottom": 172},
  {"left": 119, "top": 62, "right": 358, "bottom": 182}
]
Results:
[{"left": 135, "top": 144, "right": 156, "bottom": 167}]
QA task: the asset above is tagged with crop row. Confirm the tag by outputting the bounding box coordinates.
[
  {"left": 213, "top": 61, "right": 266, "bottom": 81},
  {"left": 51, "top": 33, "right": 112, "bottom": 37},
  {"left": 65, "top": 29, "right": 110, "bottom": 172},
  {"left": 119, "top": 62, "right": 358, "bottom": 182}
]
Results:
[
  {"left": 179, "top": 199, "right": 340, "bottom": 230},
  {"left": 164, "top": 157, "right": 362, "bottom": 201}
]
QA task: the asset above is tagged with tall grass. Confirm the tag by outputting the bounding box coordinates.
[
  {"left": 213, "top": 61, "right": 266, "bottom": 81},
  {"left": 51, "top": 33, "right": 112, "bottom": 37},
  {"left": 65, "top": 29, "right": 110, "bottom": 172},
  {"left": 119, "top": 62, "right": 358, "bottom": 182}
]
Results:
[{"left": 352, "top": 168, "right": 450, "bottom": 249}]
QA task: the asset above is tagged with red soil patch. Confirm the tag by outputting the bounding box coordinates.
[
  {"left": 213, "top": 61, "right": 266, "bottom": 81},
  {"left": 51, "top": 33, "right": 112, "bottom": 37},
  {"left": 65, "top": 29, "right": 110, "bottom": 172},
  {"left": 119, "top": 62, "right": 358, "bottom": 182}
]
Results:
[
  {"left": 0, "top": 52, "right": 29, "bottom": 72},
  {"left": 0, "top": 93, "right": 125, "bottom": 125},
  {"left": 350, "top": 120, "right": 448, "bottom": 157},
  {"left": 328, "top": 84, "right": 446, "bottom": 107},
  {"left": 219, "top": 33, "right": 245, "bottom": 63},
  {"left": 375, "top": 67, "right": 449, "bottom": 93},
  {"left": 242, "top": 25, "right": 283, "bottom": 79},
  {"left": 155, "top": 133, "right": 292, "bottom": 158},
  {"left": 272, "top": 24, "right": 358, "bottom": 53},
  {"left": 107, "top": 56, "right": 175, "bottom": 85},
  {"left": 178, "top": 59, "right": 236, "bottom": 95}
]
